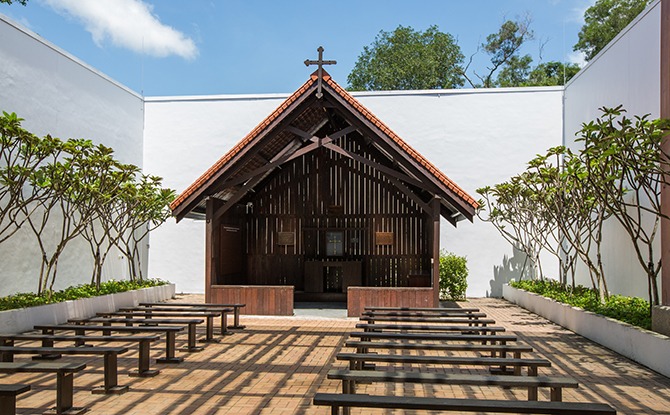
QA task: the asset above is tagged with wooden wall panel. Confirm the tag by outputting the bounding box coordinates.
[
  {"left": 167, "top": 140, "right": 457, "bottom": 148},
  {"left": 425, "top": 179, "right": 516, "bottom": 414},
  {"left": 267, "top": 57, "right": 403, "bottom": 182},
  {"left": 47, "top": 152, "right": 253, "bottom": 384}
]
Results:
[
  {"left": 209, "top": 285, "right": 294, "bottom": 315},
  {"left": 347, "top": 287, "right": 436, "bottom": 317}
]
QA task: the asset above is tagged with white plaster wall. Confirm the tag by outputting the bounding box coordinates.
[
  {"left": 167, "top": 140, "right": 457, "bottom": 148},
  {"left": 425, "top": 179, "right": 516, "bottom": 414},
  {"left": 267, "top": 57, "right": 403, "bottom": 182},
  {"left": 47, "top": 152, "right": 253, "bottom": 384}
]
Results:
[
  {"left": 0, "top": 15, "right": 145, "bottom": 296},
  {"left": 144, "top": 88, "right": 563, "bottom": 297},
  {"left": 563, "top": 1, "right": 662, "bottom": 299}
]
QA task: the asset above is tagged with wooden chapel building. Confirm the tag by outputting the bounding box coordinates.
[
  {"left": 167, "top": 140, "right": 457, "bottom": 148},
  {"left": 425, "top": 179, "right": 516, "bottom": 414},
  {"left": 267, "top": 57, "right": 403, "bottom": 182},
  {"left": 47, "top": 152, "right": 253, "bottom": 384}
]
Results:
[{"left": 170, "top": 56, "right": 478, "bottom": 316}]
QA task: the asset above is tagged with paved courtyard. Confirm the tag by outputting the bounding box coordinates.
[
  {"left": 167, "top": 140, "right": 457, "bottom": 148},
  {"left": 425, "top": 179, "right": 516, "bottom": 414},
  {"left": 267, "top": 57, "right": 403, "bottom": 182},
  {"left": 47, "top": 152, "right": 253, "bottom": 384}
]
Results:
[{"left": 7, "top": 296, "right": 670, "bottom": 414}]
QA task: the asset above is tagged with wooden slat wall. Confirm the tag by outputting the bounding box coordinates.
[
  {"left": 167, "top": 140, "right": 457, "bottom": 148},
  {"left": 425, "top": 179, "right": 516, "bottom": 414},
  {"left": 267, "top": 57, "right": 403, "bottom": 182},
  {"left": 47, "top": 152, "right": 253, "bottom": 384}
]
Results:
[
  {"left": 209, "top": 285, "right": 294, "bottom": 315},
  {"left": 234, "top": 134, "right": 432, "bottom": 289},
  {"left": 347, "top": 287, "right": 436, "bottom": 317}
]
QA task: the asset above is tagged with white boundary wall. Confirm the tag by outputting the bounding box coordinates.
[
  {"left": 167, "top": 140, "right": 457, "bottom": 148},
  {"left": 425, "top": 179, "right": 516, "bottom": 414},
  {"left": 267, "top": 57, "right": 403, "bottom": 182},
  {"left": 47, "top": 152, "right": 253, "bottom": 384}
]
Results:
[
  {"left": 563, "top": 1, "right": 662, "bottom": 299},
  {"left": 144, "top": 88, "right": 563, "bottom": 296},
  {"left": 0, "top": 15, "right": 146, "bottom": 296}
]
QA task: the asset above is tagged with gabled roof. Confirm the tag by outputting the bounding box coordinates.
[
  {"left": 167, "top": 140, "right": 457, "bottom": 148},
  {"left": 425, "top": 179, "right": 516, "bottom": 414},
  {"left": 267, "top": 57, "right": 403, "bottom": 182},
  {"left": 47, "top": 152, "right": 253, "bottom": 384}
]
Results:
[{"left": 170, "top": 71, "right": 478, "bottom": 223}]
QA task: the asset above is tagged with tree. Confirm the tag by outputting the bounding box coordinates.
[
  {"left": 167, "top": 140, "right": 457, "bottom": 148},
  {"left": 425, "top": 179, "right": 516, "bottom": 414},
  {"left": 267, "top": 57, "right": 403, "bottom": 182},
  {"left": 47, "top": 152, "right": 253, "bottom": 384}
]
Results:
[
  {"left": 463, "top": 18, "right": 534, "bottom": 88},
  {"left": 574, "top": 0, "right": 651, "bottom": 61},
  {"left": 526, "top": 62, "right": 581, "bottom": 86},
  {"left": 578, "top": 106, "right": 670, "bottom": 306},
  {"left": 347, "top": 25, "right": 464, "bottom": 91},
  {"left": 0, "top": 0, "right": 28, "bottom": 5}
]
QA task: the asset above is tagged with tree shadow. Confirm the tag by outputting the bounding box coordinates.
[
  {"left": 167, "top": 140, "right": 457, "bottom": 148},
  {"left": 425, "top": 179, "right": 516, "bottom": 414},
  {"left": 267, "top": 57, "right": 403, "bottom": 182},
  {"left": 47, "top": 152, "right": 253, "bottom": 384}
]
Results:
[{"left": 488, "top": 245, "right": 532, "bottom": 298}]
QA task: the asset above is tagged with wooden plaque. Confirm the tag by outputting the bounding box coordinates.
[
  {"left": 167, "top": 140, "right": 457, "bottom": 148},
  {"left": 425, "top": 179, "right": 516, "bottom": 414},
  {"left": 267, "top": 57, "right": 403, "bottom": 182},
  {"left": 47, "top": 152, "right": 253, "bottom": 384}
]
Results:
[
  {"left": 375, "top": 232, "right": 394, "bottom": 246},
  {"left": 277, "top": 232, "right": 295, "bottom": 246}
]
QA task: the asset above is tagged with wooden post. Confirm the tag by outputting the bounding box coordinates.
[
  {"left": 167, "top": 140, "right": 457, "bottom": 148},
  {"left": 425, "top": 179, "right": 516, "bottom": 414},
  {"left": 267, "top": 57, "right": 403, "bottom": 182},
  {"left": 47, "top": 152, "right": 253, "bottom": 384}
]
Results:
[
  {"left": 431, "top": 197, "right": 441, "bottom": 307},
  {"left": 661, "top": 0, "right": 670, "bottom": 305},
  {"left": 205, "top": 198, "right": 222, "bottom": 303}
]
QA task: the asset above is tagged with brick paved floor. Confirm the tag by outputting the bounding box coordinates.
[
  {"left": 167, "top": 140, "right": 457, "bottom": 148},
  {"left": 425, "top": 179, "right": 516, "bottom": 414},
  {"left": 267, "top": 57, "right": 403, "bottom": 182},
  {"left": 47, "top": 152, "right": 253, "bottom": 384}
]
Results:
[{"left": 6, "top": 295, "right": 670, "bottom": 414}]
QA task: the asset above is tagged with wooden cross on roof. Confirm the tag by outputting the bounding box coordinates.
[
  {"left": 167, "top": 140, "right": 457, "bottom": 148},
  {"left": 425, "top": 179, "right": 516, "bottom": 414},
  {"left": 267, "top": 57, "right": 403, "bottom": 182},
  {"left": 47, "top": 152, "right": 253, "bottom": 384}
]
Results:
[{"left": 304, "top": 46, "right": 336, "bottom": 99}]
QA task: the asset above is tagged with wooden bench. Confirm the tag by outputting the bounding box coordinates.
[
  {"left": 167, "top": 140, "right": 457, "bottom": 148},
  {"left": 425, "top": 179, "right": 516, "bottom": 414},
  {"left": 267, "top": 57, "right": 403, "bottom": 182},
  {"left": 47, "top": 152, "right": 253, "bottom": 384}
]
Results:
[
  {"left": 355, "top": 323, "right": 506, "bottom": 334},
  {"left": 72, "top": 317, "right": 206, "bottom": 352},
  {"left": 0, "top": 361, "right": 87, "bottom": 414},
  {"left": 360, "top": 316, "right": 496, "bottom": 326},
  {"left": 0, "top": 334, "right": 160, "bottom": 377},
  {"left": 0, "top": 384, "right": 30, "bottom": 415},
  {"left": 313, "top": 393, "right": 617, "bottom": 415},
  {"left": 349, "top": 331, "right": 517, "bottom": 345},
  {"left": 327, "top": 369, "right": 579, "bottom": 402},
  {"left": 336, "top": 352, "right": 551, "bottom": 376},
  {"left": 34, "top": 324, "right": 185, "bottom": 364},
  {"left": 345, "top": 340, "right": 533, "bottom": 359},
  {"left": 365, "top": 306, "right": 480, "bottom": 313},
  {"left": 96, "top": 311, "right": 220, "bottom": 342},
  {"left": 139, "top": 302, "right": 246, "bottom": 329},
  {"left": 121, "top": 306, "right": 233, "bottom": 335},
  {"left": 362, "top": 310, "right": 488, "bottom": 319},
  {"left": 0, "top": 346, "right": 129, "bottom": 394}
]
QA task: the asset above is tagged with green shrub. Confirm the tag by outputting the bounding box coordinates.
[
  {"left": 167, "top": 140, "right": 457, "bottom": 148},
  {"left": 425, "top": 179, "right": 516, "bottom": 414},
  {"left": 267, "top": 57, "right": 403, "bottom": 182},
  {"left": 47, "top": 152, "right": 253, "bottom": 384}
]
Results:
[
  {"left": 510, "top": 279, "right": 651, "bottom": 329},
  {"left": 0, "top": 279, "right": 168, "bottom": 311},
  {"left": 439, "top": 251, "right": 468, "bottom": 301}
]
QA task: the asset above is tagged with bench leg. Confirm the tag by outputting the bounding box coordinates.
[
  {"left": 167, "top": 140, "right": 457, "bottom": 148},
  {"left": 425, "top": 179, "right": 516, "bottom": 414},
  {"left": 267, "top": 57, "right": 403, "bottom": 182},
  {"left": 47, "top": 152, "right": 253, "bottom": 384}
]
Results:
[
  {"left": 0, "top": 395, "right": 17, "bottom": 415},
  {"left": 331, "top": 405, "right": 340, "bottom": 415},
  {"left": 157, "top": 332, "right": 183, "bottom": 364},
  {"left": 230, "top": 308, "right": 245, "bottom": 329},
  {"left": 92, "top": 353, "right": 128, "bottom": 395},
  {"left": 550, "top": 387, "right": 563, "bottom": 402},
  {"left": 200, "top": 317, "right": 219, "bottom": 343},
  {"left": 129, "top": 340, "right": 160, "bottom": 377},
  {"left": 221, "top": 313, "right": 232, "bottom": 336},
  {"left": 181, "top": 323, "right": 204, "bottom": 352},
  {"left": 528, "top": 386, "right": 538, "bottom": 401},
  {"left": 43, "top": 372, "right": 87, "bottom": 415}
]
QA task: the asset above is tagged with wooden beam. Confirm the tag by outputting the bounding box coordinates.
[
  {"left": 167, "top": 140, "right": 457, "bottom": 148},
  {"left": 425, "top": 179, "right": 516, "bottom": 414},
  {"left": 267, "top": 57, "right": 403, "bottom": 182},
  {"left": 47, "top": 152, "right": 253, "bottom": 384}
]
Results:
[
  {"left": 661, "top": 0, "right": 670, "bottom": 305},
  {"left": 431, "top": 197, "right": 441, "bottom": 307},
  {"left": 387, "top": 176, "right": 432, "bottom": 214},
  {"left": 205, "top": 198, "right": 222, "bottom": 302}
]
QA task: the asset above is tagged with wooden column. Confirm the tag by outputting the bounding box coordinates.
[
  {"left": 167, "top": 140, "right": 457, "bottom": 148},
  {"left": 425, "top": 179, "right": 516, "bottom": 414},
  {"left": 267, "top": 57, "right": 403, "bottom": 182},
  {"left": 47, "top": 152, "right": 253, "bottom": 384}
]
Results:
[
  {"left": 205, "top": 198, "right": 223, "bottom": 303},
  {"left": 661, "top": 0, "right": 670, "bottom": 305},
  {"left": 431, "top": 197, "right": 441, "bottom": 306}
]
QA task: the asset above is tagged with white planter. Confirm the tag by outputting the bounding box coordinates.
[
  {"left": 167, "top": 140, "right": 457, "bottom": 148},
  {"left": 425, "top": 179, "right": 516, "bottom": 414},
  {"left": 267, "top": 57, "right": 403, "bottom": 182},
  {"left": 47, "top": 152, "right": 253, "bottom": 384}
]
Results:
[
  {"left": 503, "top": 284, "right": 670, "bottom": 378},
  {"left": 0, "top": 283, "right": 175, "bottom": 335}
]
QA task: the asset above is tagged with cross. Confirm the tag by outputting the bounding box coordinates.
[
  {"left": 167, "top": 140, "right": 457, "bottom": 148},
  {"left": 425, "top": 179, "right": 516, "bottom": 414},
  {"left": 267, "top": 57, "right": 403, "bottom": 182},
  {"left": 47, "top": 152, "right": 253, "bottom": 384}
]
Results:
[{"left": 304, "top": 46, "right": 336, "bottom": 99}]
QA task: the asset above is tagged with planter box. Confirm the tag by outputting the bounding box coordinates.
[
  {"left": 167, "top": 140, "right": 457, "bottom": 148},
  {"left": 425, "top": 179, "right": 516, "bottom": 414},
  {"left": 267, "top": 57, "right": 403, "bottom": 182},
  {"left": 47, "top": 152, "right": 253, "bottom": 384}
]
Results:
[
  {"left": 503, "top": 284, "right": 670, "bottom": 378},
  {"left": 0, "top": 283, "right": 175, "bottom": 335}
]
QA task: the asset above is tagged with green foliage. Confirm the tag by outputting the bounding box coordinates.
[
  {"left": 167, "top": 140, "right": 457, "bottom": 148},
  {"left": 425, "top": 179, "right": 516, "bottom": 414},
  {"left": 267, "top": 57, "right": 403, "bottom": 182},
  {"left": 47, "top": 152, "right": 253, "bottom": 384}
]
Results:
[
  {"left": 476, "top": 19, "right": 533, "bottom": 88},
  {"left": 347, "top": 25, "right": 464, "bottom": 91},
  {"left": 0, "top": 0, "right": 28, "bottom": 5},
  {"left": 510, "top": 279, "right": 651, "bottom": 330},
  {"left": 574, "top": 0, "right": 651, "bottom": 61},
  {"left": 0, "top": 279, "right": 167, "bottom": 311},
  {"left": 525, "top": 62, "right": 580, "bottom": 86},
  {"left": 438, "top": 251, "right": 468, "bottom": 301}
]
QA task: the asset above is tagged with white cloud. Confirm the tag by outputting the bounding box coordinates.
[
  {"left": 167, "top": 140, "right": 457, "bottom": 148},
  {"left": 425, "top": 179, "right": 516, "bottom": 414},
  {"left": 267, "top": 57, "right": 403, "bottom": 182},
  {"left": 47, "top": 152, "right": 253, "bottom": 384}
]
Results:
[
  {"left": 568, "top": 0, "right": 597, "bottom": 23},
  {"left": 567, "top": 50, "right": 587, "bottom": 67},
  {"left": 41, "top": 0, "right": 197, "bottom": 60}
]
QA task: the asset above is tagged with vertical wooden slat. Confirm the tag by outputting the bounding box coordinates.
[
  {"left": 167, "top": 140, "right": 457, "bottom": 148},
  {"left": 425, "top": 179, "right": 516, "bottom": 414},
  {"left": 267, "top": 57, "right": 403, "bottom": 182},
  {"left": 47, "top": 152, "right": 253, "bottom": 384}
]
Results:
[{"left": 661, "top": 0, "right": 670, "bottom": 305}]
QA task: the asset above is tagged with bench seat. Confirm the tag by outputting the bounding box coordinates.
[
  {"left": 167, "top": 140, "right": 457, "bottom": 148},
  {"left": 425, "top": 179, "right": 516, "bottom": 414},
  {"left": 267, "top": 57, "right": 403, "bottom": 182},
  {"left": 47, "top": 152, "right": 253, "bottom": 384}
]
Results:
[
  {"left": 0, "top": 346, "right": 129, "bottom": 394},
  {"left": 349, "top": 331, "right": 517, "bottom": 344},
  {"left": 345, "top": 340, "right": 533, "bottom": 358},
  {"left": 313, "top": 393, "right": 617, "bottom": 414},
  {"left": 356, "top": 323, "right": 505, "bottom": 333},
  {"left": 328, "top": 369, "right": 578, "bottom": 401},
  {"left": 138, "top": 302, "right": 246, "bottom": 329},
  {"left": 360, "top": 316, "right": 496, "bottom": 325}
]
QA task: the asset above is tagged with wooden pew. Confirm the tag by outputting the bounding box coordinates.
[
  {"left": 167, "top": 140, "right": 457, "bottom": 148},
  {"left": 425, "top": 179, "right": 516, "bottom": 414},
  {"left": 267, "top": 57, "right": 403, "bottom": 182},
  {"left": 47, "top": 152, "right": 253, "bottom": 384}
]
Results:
[
  {"left": 139, "top": 302, "right": 246, "bottom": 329},
  {"left": 0, "top": 361, "right": 87, "bottom": 414},
  {"left": 96, "top": 311, "right": 220, "bottom": 342},
  {"left": 349, "top": 331, "right": 517, "bottom": 345},
  {"left": 0, "top": 384, "right": 30, "bottom": 415},
  {"left": 0, "top": 334, "right": 160, "bottom": 377},
  {"left": 355, "top": 323, "right": 506, "bottom": 334},
  {"left": 120, "top": 306, "right": 233, "bottom": 335},
  {"left": 72, "top": 317, "right": 206, "bottom": 352},
  {"left": 362, "top": 310, "right": 487, "bottom": 319},
  {"left": 0, "top": 346, "right": 129, "bottom": 394},
  {"left": 365, "top": 306, "right": 480, "bottom": 313},
  {"left": 313, "top": 393, "right": 617, "bottom": 414},
  {"left": 359, "top": 315, "right": 496, "bottom": 326},
  {"left": 345, "top": 340, "right": 533, "bottom": 359},
  {"left": 328, "top": 369, "right": 579, "bottom": 402},
  {"left": 34, "top": 324, "right": 185, "bottom": 364},
  {"left": 336, "top": 352, "right": 551, "bottom": 376}
]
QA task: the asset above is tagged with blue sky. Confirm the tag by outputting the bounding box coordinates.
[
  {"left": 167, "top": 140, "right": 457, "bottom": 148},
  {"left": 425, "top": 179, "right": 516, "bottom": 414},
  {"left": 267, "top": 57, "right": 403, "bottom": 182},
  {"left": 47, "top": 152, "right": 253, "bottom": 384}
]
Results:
[{"left": 0, "top": 0, "right": 595, "bottom": 96}]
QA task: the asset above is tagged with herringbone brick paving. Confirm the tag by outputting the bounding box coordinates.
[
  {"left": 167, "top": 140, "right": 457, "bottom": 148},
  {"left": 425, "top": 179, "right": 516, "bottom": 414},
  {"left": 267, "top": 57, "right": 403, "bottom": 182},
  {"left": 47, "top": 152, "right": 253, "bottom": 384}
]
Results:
[{"left": 5, "top": 295, "right": 670, "bottom": 414}]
